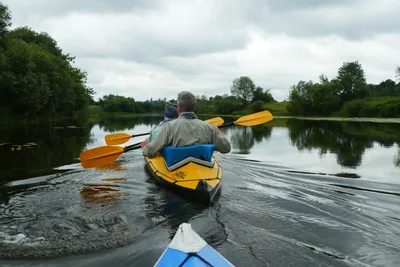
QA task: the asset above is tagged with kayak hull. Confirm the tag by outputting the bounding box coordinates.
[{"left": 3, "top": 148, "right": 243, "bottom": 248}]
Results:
[
  {"left": 154, "top": 223, "right": 234, "bottom": 267},
  {"left": 144, "top": 154, "right": 222, "bottom": 205}
]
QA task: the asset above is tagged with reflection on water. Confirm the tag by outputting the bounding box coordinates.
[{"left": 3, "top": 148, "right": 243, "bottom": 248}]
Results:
[
  {"left": 287, "top": 119, "right": 400, "bottom": 169},
  {"left": 230, "top": 124, "right": 272, "bottom": 154},
  {"left": 97, "top": 116, "right": 161, "bottom": 132},
  {"left": 0, "top": 123, "right": 96, "bottom": 182},
  {"left": 1, "top": 116, "right": 400, "bottom": 266},
  {"left": 81, "top": 177, "right": 127, "bottom": 205}
]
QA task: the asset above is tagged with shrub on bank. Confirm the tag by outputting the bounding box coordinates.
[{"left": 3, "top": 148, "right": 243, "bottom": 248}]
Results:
[{"left": 339, "top": 97, "right": 400, "bottom": 118}]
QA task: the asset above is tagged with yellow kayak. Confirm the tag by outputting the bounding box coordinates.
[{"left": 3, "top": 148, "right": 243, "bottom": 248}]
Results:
[{"left": 143, "top": 144, "right": 222, "bottom": 205}]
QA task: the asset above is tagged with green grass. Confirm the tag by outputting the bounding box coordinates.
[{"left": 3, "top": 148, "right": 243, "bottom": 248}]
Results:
[{"left": 263, "top": 101, "right": 290, "bottom": 116}]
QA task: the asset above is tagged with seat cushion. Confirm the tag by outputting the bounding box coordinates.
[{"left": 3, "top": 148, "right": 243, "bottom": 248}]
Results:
[{"left": 161, "top": 144, "right": 215, "bottom": 168}]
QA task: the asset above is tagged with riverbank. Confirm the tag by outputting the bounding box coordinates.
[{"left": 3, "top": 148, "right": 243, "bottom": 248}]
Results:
[
  {"left": 88, "top": 101, "right": 291, "bottom": 118},
  {"left": 88, "top": 96, "right": 400, "bottom": 121}
]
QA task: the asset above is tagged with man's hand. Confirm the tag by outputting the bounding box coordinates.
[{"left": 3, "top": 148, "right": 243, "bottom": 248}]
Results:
[{"left": 141, "top": 139, "right": 149, "bottom": 149}]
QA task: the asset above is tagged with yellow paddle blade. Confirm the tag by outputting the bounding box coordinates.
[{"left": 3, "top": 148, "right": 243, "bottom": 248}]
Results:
[
  {"left": 204, "top": 117, "right": 224, "bottom": 126},
  {"left": 234, "top": 110, "right": 274, "bottom": 126},
  {"left": 80, "top": 145, "right": 125, "bottom": 169},
  {"left": 105, "top": 133, "right": 133, "bottom": 146}
]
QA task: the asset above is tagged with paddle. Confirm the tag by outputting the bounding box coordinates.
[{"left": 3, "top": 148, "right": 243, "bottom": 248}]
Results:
[
  {"left": 104, "top": 117, "right": 224, "bottom": 145},
  {"left": 80, "top": 110, "right": 273, "bottom": 169},
  {"left": 219, "top": 110, "right": 274, "bottom": 128},
  {"left": 80, "top": 142, "right": 142, "bottom": 169}
]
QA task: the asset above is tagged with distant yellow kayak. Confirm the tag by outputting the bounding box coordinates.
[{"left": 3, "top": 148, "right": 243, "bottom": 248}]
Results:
[{"left": 143, "top": 144, "right": 222, "bottom": 205}]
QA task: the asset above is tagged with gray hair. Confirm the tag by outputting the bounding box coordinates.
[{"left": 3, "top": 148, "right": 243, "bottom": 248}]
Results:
[{"left": 177, "top": 91, "right": 197, "bottom": 112}]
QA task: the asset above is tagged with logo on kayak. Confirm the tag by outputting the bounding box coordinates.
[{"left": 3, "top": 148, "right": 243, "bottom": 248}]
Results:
[{"left": 174, "top": 171, "right": 186, "bottom": 180}]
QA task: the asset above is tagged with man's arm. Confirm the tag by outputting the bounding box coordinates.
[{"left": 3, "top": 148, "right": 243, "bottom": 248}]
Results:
[
  {"left": 209, "top": 124, "right": 231, "bottom": 153},
  {"left": 142, "top": 124, "right": 171, "bottom": 158}
]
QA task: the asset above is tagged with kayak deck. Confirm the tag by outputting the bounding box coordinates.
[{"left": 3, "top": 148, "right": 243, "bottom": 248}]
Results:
[
  {"left": 144, "top": 154, "right": 222, "bottom": 205},
  {"left": 154, "top": 223, "right": 234, "bottom": 267}
]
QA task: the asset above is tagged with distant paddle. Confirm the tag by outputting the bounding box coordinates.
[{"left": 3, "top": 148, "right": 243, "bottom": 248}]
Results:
[
  {"left": 80, "top": 110, "right": 273, "bottom": 168},
  {"left": 203, "top": 117, "right": 224, "bottom": 126},
  {"left": 104, "top": 117, "right": 225, "bottom": 145},
  {"left": 219, "top": 110, "right": 274, "bottom": 127}
]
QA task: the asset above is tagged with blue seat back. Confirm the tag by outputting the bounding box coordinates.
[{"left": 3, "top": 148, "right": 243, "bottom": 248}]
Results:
[{"left": 161, "top": 144, "right": 215, "bottom": 168}]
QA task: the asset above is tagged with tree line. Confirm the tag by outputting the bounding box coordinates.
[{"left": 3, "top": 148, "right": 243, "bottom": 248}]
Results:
[
  {"left": 97, "top": 62, "right": 400, "bottom": 118},
  {"left": 287, "top": 61, "right": 400, "bottom": 117},
  {"left": 0, "top": 2, "right": 94, "bottom": 125},
  {"left": 95, "top": 76, "right": 276, "bottom": 115}
]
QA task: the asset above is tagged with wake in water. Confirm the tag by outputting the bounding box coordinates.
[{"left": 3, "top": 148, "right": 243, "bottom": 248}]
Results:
[
  {"left": 1, "top": 152, "right": 400, "bottom": 267},
  {"left": 220, "top": 156, "right": 400, "bottom": 267}
]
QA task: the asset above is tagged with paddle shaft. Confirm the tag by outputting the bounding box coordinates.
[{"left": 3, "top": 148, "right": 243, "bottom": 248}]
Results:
[
  {"left": 124, "top": 141, "right": 142, "bottom": 152},
  {"left": 133, "top": 133, "right": 150, "bottom": 137},
  {"left": 218, "top": 122, "right": 234, "bottom": 128}
]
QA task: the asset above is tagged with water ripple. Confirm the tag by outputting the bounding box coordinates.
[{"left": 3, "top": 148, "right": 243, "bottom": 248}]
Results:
[{"left": 0, "top": 152, "right": 400, "bottom": 266}]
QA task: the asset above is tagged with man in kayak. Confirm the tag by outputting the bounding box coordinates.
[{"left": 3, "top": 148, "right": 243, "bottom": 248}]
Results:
[
  {"left": 141, "top": 91, "right": 231, "bottom": 158},
  {"left": 148, "top": 103, "right": 179, "bottom": 142}
]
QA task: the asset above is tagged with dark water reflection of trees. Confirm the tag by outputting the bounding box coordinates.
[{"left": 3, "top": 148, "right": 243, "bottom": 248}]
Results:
[
  {"left": 97, "top": 115, "right": 162, "bottom": 132},
  {"left": 0, "top": 122, "right": 96, "bottom": 182},
  {"left": 229, "top": 125, "right": 273, "bottom": 154},
  {"left": 286, "top": 119, "right": 400, "bottom": 169}
]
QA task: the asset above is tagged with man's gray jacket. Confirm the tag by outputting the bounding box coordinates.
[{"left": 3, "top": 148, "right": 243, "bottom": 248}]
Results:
[{"left": 142, "top": 114, "right": 231, "bottom": 158}]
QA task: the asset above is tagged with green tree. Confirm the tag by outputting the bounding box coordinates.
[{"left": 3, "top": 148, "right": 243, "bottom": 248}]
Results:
[
  {"left": 0, "top": 4, "right": 94, "bottom": 125},
  {"left": 8, "top": 27, "right": 66, "bottom": 58},
  {"left": 212, "top": 94, "right": 241, "bottom": 114},
  {"left": 250, "top": 100, "right": 265, "bottom": 112},
  {"left": 0, "top": 38, "right": 52, "bottom": 115},
  {"left": 0, "top": 2, "right": 11, "bottom": 37},
  {"left": 374, "top": 79, "right": 398, "bottom": 97},
  {"left": 311, "top": 82, "right": 340, "bottom": 116},
  {"left": 230, "top": 76, "right": 255, "bottom": 104},
  {"left": 99, "top": 95, "right": 136, "bottom": 113},
  {"left": 336, "top": 61, "right": 368, "bottom": 103},
  {"left": 286, "top": 85, "right": 306, "bottom": 115},
  {"left": 286, "top": 80, "right": 316, "bottom": 116},
  {"left": 395, "top": 66, "right": 400, "bottom": 83},
  {"left": 252, "top": 86, "right": 275, "bottom": 103}
]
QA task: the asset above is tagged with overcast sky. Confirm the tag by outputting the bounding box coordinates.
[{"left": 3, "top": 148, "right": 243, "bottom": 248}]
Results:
[{"left": 4, "top": 0, "right": 400, "bottom": 101}]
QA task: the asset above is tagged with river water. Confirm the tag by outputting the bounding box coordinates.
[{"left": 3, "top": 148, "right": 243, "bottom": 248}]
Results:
[{"left": 1, "top": 116, "right": 400, "bottom": 267}]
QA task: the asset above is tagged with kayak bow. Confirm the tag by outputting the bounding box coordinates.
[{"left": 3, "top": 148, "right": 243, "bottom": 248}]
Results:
[{"left": 154, "top": 223, "right": 234, "bottom": 266}]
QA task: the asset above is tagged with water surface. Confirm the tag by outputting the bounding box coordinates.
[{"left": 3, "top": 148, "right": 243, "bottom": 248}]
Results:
[{"left": 1, "top": 116, "right": 400, "bottom": 267}]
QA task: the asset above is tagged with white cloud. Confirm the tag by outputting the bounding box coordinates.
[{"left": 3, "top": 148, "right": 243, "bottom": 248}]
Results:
[{"left": 3, "top": 0, "right": 400, "bottom": 102}]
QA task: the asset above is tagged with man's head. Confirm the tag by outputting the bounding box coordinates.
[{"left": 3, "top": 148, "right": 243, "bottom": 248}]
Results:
[{"left": 177, "top": 91, "right": 197, "bottom": 113}]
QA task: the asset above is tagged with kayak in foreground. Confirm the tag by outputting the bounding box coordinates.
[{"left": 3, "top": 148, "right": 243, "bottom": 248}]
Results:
[
  {"left": 144, "top": 144, "right": 222, "bottom": 205},
  {"left": 154, "top": 223, "right": 234, "bottom": 267}
]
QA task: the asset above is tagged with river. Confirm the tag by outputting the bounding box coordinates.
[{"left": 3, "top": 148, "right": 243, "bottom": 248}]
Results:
[{"left": 1, "top": 116, "right": 400, "bottom": 267}]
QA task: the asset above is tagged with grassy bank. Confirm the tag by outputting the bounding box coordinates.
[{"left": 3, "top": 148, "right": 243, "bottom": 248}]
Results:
[
  {"left": 264, "top": 101, "right": 290, "bottom": 116},
  {"left": 336, "top": 96, "right": 400, "bottom": 118}
]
